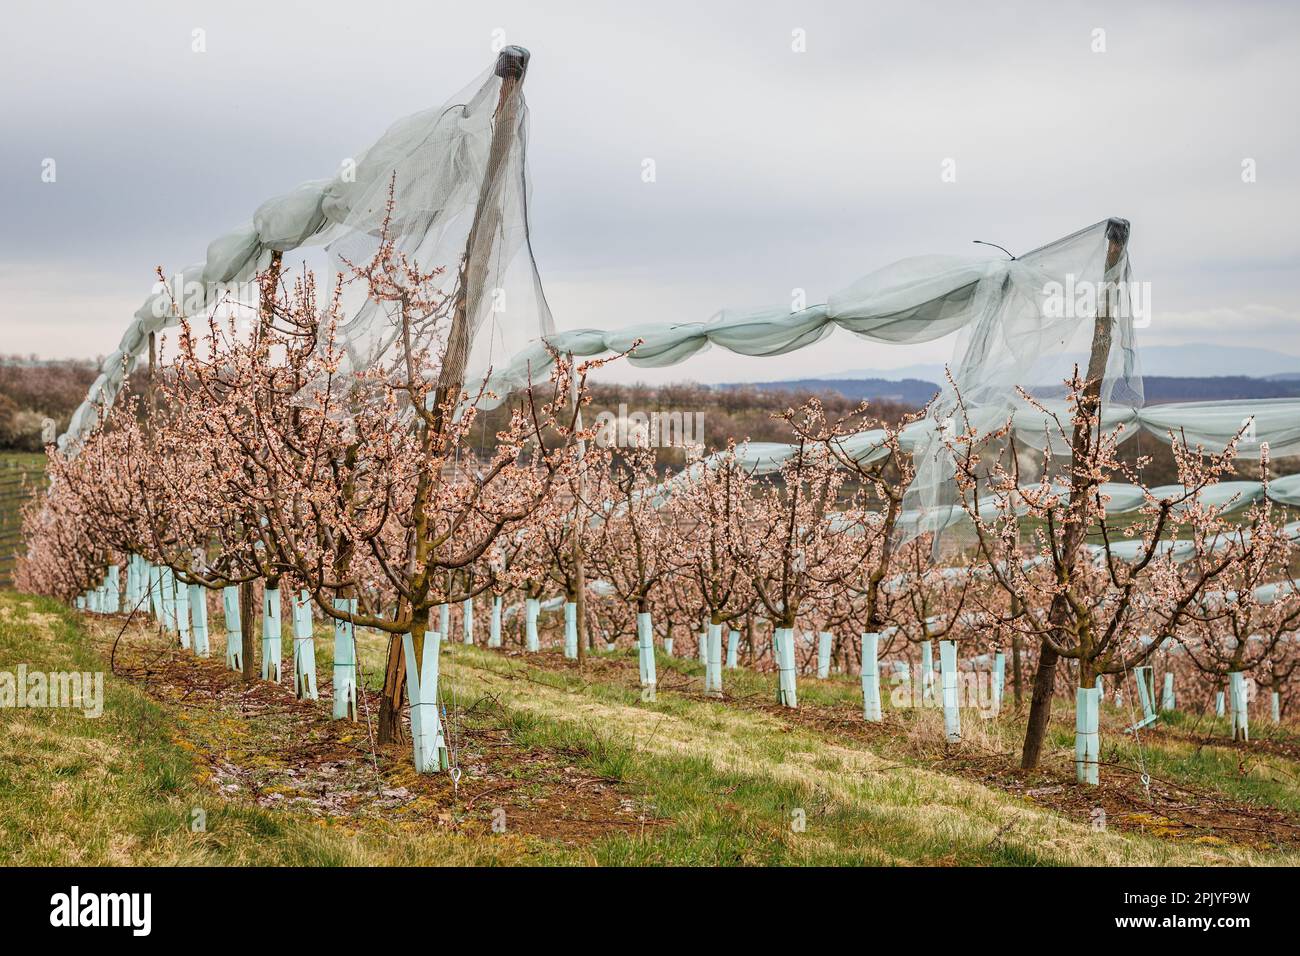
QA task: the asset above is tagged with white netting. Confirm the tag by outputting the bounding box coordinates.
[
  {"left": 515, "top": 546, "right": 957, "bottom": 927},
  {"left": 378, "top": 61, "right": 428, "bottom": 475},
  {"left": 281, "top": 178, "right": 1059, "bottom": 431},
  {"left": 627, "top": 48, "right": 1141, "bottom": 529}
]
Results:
[
  {"left": 322, "top": 47, "right": 552, "bottom": 388},
  {"left": 60, "top": 48, "right": 551, "bottom": 450},
  {"left": 898, "top": 218, "right": 1141, "bottom": 538},
  {"left": 473, "top": 218, "right": 1146, "bottom": 539}
]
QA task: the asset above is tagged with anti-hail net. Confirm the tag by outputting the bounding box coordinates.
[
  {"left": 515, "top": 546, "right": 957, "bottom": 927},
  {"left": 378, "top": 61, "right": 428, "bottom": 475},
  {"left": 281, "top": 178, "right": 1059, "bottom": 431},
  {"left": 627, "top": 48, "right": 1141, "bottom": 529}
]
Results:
[
  {"left": 898, "top": 218, "right": 1142, "bottom": 538},
  {"left": 60, "top": 47, "right": 552, "bottom": 450},
  {"left": 474, "top": 218, "right": 1145, "bottom": 540},
  {"left": 63, "top": 48, "right": 1161, "bottom": 546},
  {"left": 322, "top": 46, "right": 553, "bottom": 390}
]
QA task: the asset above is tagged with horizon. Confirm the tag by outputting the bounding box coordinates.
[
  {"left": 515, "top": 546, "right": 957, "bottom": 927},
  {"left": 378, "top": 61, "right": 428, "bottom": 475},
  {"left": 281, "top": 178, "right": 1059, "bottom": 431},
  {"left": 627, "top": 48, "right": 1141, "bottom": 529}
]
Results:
[{"left": 7, "top": 341, "right": 1300, "bottom": 387}]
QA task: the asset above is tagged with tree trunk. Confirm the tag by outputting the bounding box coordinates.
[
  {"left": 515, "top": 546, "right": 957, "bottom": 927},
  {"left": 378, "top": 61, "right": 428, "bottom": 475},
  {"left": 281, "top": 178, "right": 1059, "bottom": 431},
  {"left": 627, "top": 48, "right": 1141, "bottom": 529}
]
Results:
[
  {"left": 239, "top": 580, "right": 257, "bottom": 681},
  {"left": 1021, "top": 644, "right": 1059, "bottom": 768},
  {"left": 378, "top": 633, "right": 406, "bottom": 745}
]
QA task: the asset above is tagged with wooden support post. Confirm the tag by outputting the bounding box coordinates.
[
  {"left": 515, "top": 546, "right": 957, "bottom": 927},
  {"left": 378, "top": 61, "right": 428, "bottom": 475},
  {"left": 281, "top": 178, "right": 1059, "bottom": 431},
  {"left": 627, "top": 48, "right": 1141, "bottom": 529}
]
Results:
[
  {"left": 1022, "top": 219, "right": 1130, "bottom": 769},
  {"left": 568, "top": 352, "right": 589, "bottom": 664},
  {"left": 239, "top": 581, "right": 256, "bottom": 681},
  {"left": 381, "top": 47, "right": 533, "bottom": 745}
]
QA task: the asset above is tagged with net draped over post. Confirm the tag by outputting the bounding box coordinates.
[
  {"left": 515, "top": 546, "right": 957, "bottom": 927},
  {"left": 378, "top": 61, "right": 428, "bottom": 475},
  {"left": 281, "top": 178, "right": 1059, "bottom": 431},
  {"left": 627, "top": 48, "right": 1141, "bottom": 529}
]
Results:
[
  {"left": 474, "top": 219, "right": 1144, "bottom": 535},
  {"left": 60, "top": 47, "right": 552, "bottom": 450}
]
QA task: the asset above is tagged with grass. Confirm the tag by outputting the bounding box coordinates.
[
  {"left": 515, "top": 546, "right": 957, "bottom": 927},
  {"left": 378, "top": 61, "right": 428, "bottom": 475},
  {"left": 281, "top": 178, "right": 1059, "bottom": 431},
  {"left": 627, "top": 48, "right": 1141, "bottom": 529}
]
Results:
[
  {"left": 0, "top": 452, "right": 45, "bottom": 587},
  {"left": 0, "top": 451, "right": 46, "bottom": 470},
  {"left": 0, "top": 593, "right": 538, "bottom": 864},
  {"left": 651, "top": 642, "right": 1300, "bottom": 816},
  {"left": 3, "top": 590, "right": 1298, "bottom": 866},
  {"left": 429, "top": 644, "right": 1300, "bottom": 865}
]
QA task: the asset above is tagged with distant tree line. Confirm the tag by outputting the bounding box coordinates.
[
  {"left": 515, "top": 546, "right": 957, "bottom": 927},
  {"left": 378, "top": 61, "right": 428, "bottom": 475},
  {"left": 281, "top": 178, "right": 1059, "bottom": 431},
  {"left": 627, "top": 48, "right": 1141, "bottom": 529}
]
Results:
[
  {"left": 0, "top": 356, "right": 100, "bottom": 451},
  {"left": 4, "top": 356, "right": 1295, "bottom": 485}
]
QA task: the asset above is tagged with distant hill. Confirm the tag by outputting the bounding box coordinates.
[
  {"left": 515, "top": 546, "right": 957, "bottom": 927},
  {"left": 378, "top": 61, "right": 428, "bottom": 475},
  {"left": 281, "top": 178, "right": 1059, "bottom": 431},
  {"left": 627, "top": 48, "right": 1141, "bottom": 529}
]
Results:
[
  {"left": 732, "top": 374, "right": 1300, "bottom": 410},
  {"left": 473, "top": 380, "right": 919, "bottom": 461},
  {"left": 1033, "top": 376, "right": 1300, "bottom": 403},
  {"left": 1136, "top": 376, "right": 1300, "bottom": 403},
  {"left": 720, "top": 378, "right": 941, "bottom": 408},
  {"left": 821, "top": 343, "right": 1300, "bottom": 383}
]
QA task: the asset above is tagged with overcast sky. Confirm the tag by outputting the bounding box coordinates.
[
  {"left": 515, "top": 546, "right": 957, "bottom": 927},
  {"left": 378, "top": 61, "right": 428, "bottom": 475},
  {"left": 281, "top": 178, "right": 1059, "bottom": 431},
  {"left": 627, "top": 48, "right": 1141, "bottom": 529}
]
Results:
[{"left": 1, "top": 0, "right": 1297, "bottom": 384}]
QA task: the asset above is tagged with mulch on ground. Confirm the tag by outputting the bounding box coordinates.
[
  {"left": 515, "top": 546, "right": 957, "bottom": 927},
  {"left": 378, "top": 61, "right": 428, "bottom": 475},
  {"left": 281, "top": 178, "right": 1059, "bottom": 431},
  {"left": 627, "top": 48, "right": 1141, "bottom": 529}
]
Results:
[{"left": 86, "top": 617, "right": 661, "bottom": 847}]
